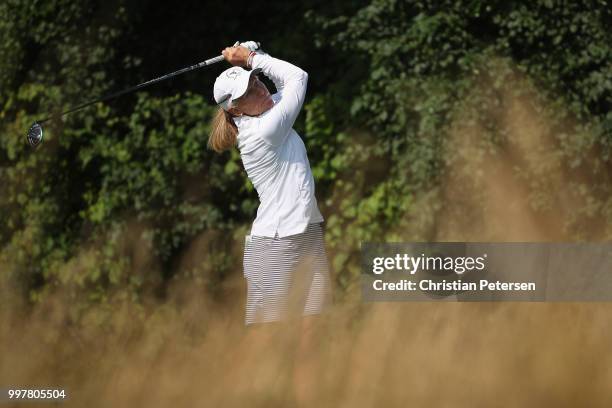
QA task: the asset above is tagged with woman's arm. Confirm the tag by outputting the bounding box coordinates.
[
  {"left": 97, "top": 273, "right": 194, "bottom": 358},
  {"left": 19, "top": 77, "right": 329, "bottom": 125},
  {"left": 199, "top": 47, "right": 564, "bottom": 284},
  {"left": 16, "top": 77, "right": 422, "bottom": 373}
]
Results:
[{"left": 251, "top": 53, "right": 308, "bottom": 146}]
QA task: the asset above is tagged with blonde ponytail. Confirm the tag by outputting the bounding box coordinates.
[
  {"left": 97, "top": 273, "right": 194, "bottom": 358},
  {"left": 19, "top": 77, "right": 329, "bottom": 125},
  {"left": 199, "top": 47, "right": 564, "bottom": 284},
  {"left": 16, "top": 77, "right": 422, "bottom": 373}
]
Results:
[{"left": 208, "top": 108, "right": 238, "bottom": 153}]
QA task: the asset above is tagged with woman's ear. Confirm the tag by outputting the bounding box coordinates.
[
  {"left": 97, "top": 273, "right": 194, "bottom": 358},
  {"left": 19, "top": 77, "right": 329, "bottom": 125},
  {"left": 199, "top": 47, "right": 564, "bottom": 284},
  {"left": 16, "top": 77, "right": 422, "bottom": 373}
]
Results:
[{"left": 227, "top": 106, "right": 243, "bottom": 117}]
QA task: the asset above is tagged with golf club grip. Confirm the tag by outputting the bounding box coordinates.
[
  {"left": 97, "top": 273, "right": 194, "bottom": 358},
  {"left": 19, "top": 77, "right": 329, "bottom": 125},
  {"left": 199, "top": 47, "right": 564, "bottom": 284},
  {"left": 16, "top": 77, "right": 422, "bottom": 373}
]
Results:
[{"left": 204, "top": 55, "right": 226, "bottom": 65}]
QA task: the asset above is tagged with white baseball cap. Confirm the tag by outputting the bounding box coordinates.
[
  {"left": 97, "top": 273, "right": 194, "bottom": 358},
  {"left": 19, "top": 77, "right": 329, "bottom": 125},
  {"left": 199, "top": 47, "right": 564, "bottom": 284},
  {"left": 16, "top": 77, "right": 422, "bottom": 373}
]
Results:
[{"left": 213, "top": 66, "right": 262, "bottom": 111}]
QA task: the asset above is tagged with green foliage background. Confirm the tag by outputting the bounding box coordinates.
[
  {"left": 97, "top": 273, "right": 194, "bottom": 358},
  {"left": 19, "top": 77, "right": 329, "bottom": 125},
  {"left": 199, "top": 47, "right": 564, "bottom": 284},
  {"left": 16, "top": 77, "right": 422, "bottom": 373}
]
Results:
[{"left": 1, "top": 0, "right": 610, "bottom": 320}]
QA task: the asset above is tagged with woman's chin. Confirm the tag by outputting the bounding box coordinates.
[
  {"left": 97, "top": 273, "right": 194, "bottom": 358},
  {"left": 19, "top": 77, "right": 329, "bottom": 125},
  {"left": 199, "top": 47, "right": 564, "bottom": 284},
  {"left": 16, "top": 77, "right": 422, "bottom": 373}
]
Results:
[
  {"left": 259, "top": 99, "right": 274, "bottom": 115},
  {"left": 265, "top": 97, "right": 275, "bottom": 110}
]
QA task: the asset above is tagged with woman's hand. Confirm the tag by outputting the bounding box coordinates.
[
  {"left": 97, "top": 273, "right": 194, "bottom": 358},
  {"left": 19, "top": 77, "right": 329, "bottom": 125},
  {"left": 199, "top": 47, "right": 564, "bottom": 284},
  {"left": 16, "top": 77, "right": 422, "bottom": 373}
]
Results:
[{"left": 222, "top": 45, "right": 250, "bottom": 67}]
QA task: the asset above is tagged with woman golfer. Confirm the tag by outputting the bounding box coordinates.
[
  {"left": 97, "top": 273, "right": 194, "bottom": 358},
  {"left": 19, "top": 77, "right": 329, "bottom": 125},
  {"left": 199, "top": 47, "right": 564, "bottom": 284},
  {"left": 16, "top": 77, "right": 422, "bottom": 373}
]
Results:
[{"left": 208, "top": 42, "right": 333, "bottom": 327}]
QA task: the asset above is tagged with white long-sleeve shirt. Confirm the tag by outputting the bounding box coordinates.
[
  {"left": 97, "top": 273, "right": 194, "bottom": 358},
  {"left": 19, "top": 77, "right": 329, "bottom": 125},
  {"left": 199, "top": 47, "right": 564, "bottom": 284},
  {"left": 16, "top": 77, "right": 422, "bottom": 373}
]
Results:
[{"left": 233, "top": 53, "right": 324, "bottom": 238}]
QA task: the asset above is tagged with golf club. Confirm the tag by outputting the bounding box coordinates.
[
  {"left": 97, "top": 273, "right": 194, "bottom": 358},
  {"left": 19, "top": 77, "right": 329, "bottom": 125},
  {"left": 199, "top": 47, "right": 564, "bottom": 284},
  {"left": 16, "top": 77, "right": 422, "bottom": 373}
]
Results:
[{"left": 26, "top": 41, "right": 258, "bottom": 148}]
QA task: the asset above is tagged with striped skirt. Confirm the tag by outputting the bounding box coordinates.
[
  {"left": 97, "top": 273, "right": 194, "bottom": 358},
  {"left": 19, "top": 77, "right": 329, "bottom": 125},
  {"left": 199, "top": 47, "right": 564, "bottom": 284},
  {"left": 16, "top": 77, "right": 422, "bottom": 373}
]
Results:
[{"left": 242, "top": 222, "right": 333, "bottom": 326}]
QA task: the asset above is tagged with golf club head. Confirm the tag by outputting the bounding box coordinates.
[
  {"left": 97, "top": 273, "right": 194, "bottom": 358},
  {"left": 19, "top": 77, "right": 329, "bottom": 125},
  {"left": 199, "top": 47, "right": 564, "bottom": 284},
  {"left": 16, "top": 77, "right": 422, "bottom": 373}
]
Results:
[{"left": 27, "top": 122, "right": 44, "bottom": 147}]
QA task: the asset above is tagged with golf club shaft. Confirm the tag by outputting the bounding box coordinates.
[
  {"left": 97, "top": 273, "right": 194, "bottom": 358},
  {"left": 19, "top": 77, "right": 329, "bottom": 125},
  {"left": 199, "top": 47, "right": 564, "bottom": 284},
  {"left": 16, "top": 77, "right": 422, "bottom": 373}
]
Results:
[{"left": 38, "top": 54, "right": 226, "bottom": 124}]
